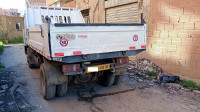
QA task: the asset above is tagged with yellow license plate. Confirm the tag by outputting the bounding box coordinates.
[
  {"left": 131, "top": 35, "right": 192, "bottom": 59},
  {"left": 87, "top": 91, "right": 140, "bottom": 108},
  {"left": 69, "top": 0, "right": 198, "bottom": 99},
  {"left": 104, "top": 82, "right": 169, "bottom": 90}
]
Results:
[{"left": 87, "top": 64, "right": 110, "bottom": 73}]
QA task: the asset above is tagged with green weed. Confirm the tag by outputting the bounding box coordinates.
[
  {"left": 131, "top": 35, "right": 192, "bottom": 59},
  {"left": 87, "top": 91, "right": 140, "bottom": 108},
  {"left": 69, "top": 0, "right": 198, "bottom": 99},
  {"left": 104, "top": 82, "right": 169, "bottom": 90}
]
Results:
[
  {"left": 179, "top": 80, "right": 200, "bottom": 91},
  {"left": 147, "top": 71, "right": 158, "bottom": 77}
]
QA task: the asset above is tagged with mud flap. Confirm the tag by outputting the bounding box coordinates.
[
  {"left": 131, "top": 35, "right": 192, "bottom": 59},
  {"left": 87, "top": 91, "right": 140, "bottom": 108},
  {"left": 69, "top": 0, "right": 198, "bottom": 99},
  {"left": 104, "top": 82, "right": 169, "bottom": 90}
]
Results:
[{"left": 43, "top": 58, "right": 68, "bottom": 86}]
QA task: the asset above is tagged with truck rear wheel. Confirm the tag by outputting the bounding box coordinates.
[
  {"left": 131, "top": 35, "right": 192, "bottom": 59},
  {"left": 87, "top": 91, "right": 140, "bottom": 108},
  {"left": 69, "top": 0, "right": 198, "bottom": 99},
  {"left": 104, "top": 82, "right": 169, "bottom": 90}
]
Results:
[
  {"left": 56, "top": 82, "right": 68, "bottom": 97},
  {"left": 113, "top": 75, "right": 124, "bottom": 85},
  {"left": 27, "top": 47, "right": 37, "bottom": 68},
  {"left": 40, "top": 64, "right": 56, "bottom": 100},
  {"left": 98, "top": 70, "right": 115, "bottom": 87}
]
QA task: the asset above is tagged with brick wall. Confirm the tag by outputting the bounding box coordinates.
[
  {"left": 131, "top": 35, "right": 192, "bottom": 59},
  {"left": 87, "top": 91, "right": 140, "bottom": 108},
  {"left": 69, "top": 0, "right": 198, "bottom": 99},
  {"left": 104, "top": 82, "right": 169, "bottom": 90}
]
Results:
[
  {"left": 61, "top": 0, "right": 105, "bottom": 23},
  {"left": 0, "top": 16, "right": 24, "bottom": 39},
  {"left": 62, "top": 0, "right": 76, "bottom": 7},
  {"left": 135, "top": 0, "right": 200, "bottom": 83}
]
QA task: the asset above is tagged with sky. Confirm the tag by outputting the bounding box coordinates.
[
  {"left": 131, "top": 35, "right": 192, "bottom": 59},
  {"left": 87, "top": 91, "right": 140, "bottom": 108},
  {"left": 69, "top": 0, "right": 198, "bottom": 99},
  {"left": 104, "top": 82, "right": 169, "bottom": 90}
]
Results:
[{"left": 0, "top": 0, "right": 26, "bottom": 11}]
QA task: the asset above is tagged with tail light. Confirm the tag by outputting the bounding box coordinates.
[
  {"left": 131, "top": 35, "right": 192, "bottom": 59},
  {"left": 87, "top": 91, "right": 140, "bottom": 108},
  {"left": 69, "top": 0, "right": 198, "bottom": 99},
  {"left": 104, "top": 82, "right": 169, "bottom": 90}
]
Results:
[
  {"left": 116, "top": 57, "right": 129, "bottom": 65},
  {"left": 62, "top": 64, "right": 80, "bottom": 72}
]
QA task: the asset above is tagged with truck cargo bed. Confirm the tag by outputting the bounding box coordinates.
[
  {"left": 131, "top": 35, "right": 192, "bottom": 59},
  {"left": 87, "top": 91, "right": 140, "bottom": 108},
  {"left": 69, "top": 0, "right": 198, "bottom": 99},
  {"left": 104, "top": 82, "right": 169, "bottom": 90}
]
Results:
[{"left": 50, "top": 23, "right": 147, "bottom": 60}]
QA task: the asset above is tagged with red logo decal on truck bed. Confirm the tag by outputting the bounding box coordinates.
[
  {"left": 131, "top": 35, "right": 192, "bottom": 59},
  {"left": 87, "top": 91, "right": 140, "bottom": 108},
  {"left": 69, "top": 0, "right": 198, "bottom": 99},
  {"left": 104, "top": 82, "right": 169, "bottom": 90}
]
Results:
[{"left": 60, "top": 39, "right": 68, "bottom": 47}]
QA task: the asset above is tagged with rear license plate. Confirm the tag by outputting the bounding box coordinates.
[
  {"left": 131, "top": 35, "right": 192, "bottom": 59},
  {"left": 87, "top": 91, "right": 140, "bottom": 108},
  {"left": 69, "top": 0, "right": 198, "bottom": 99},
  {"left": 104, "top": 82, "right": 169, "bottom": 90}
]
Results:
[{"left": 87, "top": 64, "right": 110, "bottom": 73}]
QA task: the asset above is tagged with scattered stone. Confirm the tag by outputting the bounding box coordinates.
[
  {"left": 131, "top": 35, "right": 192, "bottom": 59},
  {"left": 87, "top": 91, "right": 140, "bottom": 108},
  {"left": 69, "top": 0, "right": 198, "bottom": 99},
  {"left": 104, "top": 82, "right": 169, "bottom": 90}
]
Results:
[
  {"left": 1, "top": 84, "right": 8, "bottom": 90},
  {"left": 0, "top": 90, "right": 5, "bottom": 93},
  {"left": 90, "top": 106, "right": 99, "bottom": 112},
  {"left": 138, "top": 79, "right": 143, "bottom": 82},
  {"left": 149, "top": 83, "right": 154, "bottom": 86},
  {"left": 19, "top": 105, "right": 26, "bottom": 109},
  {"left": 7, "top": 101, "right": 15, "bottom": 105},
  {"left": 193, "top": 90, "right": 200, "bottom": 94},
  {"left": 0, "top": 101, "right": 3, "bottom": 104},
  {"left": 128, "top": 59, "right": 165, "bottom": 77}
]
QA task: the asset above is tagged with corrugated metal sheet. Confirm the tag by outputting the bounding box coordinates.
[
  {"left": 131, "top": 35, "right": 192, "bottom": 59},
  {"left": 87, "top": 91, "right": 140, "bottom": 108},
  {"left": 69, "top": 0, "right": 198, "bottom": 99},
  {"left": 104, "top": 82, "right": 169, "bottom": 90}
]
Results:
[{"left": 106, "top": 3, "right": 138, "bottom": 23}]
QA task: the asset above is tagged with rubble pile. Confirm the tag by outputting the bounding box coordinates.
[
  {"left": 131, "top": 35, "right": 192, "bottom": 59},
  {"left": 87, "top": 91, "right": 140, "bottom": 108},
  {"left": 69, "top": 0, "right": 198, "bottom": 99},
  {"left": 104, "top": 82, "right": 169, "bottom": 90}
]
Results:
[{"left": 127, "top": 59, "right": 165, "bottom": 77}]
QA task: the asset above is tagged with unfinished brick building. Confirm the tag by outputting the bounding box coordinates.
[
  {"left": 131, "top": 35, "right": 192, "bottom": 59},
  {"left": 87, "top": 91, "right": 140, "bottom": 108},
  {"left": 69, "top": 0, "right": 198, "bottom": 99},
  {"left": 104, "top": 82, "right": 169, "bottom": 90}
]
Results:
[{"left": 46, "top": 0, "right": 200, "bottom": 83}]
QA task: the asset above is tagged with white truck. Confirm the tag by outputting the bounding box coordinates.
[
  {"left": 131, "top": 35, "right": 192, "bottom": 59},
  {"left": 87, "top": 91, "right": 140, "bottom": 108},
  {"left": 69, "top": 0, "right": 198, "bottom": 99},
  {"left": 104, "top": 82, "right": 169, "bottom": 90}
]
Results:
[{"left": 16, "top": 1, "right": 147, "bottom": 100}]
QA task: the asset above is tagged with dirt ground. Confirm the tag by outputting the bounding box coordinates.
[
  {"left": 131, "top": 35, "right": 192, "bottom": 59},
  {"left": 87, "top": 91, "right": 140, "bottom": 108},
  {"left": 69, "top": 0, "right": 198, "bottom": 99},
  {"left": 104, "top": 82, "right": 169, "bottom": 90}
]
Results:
[{"left": 0, "top": 44, "right": 200, "bottom": 112}]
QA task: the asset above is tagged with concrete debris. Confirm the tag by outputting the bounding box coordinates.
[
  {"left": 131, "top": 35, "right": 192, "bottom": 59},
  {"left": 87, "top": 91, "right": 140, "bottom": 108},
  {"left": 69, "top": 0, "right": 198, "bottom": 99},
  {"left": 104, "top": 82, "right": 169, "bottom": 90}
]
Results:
[{"left": 128, "top": 59, "right": 164, "bottom": 77}]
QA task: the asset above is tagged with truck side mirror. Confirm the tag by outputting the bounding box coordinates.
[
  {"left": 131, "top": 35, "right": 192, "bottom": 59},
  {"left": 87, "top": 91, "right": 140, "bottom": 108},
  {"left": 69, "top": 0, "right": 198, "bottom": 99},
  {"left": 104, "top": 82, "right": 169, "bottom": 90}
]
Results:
[{"left": 16, "top": 23, "right": 21, "bottom": 30}]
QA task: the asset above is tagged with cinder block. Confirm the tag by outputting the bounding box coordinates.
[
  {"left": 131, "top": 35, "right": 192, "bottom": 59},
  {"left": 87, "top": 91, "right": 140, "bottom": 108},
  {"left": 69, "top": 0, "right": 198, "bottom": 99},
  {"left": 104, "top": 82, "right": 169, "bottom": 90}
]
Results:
[
  {"left": 195, "top": 22, "right": 200, "bottom": 30},
  {"left": 165, "top": 9, "right": 174, "bottom": 16},
  {"left": 181, "top": 38, "right": 193, "bottom": 45},
  {"left": 185, "top": 61, "right": 197, "bottom": 70},
  {"left": 184, "top": 22, "right": 195, "bottom": 30},
  {"left": 153, "top": 31, "right": 160, "bottom": 37},
  {"left": 187, "top": 46, "right": 200, "bottom": 54},
  {"left": 148, "top": 24, "right": 156, "bottom": 31},
  {"left": 190, "top": 16, "right": 200, "bottom": 22},
  {"left": 197, "top": 63, "right": 200, "bottom": 69},
  {"left": 171, "top": 52, "right": 181, "bottom": 60},
  {"left": 165, "top": 23, "right": 174, "bottom": 30},
  {"left": 157, "top": 23, "right": 165, "bottom": 30},
  {"left": 179, "top": 0, "right": 189, "bottom": 7},
  {"left": 184, "top": 8, "right": 195, "bottom": 15},
  {"left": 167, "top": 58, "right": 176, "bottom": 65},
  {"left": 160, "top": 31, "right": 169, "bottom": 38},
  {"left": 190, "top": 70, "right": 200, "bottom": 79},
  {"left": 154, "top": 38, "right": 163, "bottom": 44},
  {"left": 192, "top": 38, "right": 200, "bottom": 46},
  {"left": 148, "top": 31, "right": 153, "bottom": 37},
  {"left": 178, "top": 31, "right": 189, "bottom": 38},
  {"left": 191, "top": 54, "right": 200, "bottom": 63},
  {"left": 179, "top": 15, "right": 190, "bottom": 23},
  {"left": 177, "top": 45, "right": 187, "bottom": 53},
  {"left": 169, "top": 1, "right": 179, "bottom": 9},
  {"left": 180, "top": 66, "right": 190, "bottom": 76},
  {"left": 158, "top": 58, "right": 167, "bottom": 65},
  {"left": 163, "top": 38, "right": 172, "bottom": 45},
  {"left": 172, "top": 38, "right": 182, "bottom": 45},
  {"left": 167, "top": 45, "right": 177, "bottom": 52},
  {"left": 174, "top": 23, "right": 184, "bottom": 30},
  {"left": 153, "top": 17, "right": 170, "bottom": 24},
  {"left": 189, "top": 0, "right": 200, "bottom": 5},
  {"left": 170, "top": 15, "right": 180, "bottom": 23},
  {"left": 189, "top": 30, "right": 200, "bottom": 38},
  {"left": 169, "top": 31, "right": 178, "bottom": 38}
]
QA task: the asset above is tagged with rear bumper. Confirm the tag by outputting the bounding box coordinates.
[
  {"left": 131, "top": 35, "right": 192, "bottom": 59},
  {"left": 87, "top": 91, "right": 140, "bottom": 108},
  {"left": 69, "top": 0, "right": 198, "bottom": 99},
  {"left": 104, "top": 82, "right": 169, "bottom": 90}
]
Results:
[
  {"left": 63, "top": 63, "right": 128, "bottom": 76},
  {"left": 52, "top": 49, "right": 145, "bottom": 63}
]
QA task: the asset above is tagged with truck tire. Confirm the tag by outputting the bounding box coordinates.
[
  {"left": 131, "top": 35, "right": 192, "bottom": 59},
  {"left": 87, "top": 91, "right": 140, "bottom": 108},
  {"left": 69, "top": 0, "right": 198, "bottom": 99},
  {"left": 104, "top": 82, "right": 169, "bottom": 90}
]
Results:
[
  {"left": 56, "top": 82, "right": 68, "bottom": 97},
  {"left": 27, "top": 47, "right": 37, "bottom": 68},
  {"left": 40, "top": 64, "right": 56, "bottom": 100},
  {"left": 98, "top": 70, "right": 115, "bottom": 87},
  {"left": 113, "top": 75, "right": 124, "bottom": 85}
]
